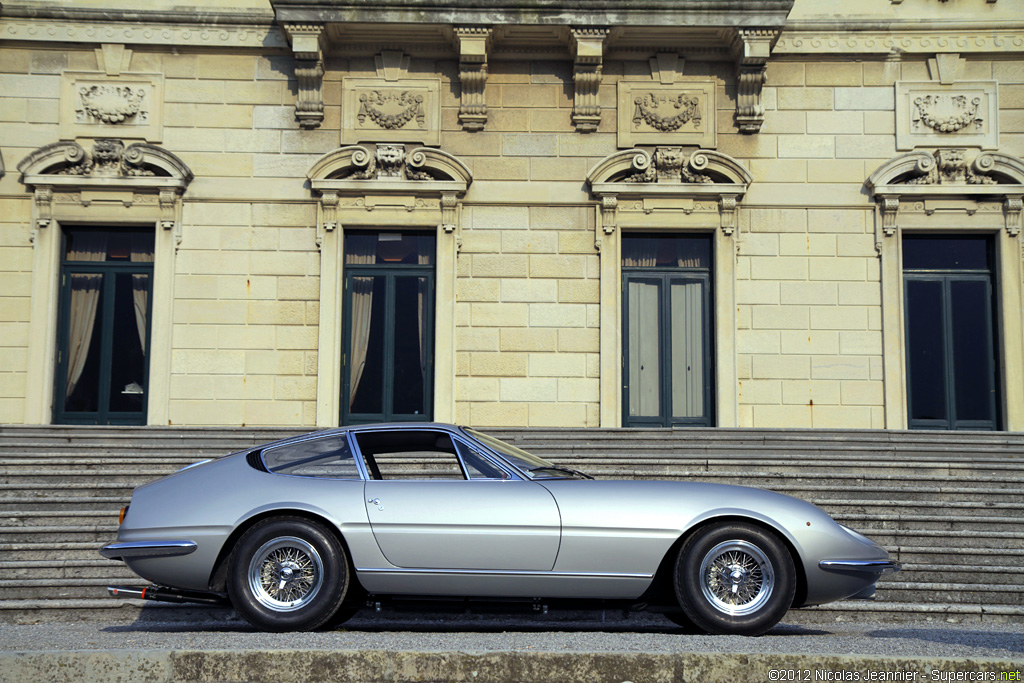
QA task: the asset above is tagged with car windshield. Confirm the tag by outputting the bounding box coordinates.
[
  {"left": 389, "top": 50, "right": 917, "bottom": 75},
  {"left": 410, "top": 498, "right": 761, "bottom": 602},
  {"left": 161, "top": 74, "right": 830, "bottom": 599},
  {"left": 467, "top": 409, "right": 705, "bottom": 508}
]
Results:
[{"left": 464, "top": 428, "right": 589, "bottom": 479}]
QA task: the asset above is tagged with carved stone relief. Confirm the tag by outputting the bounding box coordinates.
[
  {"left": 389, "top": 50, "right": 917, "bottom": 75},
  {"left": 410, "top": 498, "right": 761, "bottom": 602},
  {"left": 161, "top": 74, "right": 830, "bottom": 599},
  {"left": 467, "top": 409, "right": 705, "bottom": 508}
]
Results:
[
  {"left": 570, "top": 28, "right": 609, "bottom": 133},
  {"left": 284, "top": 24, "right": 326, "bottom": 130},
  {"left": 895, "top": 80, "right": 997, "bottom": 150},
  {"left": 617, "top": 81, "right": 717, "bottom": 149},
  {"left": 454, "top": 27, "right": 492, "bottom": 132},
  {"left": 342, "top": 77, "right": 440, "bottom": 146},
  {"left": 60, "top": 71, "right": 164, "bottom": 142}
]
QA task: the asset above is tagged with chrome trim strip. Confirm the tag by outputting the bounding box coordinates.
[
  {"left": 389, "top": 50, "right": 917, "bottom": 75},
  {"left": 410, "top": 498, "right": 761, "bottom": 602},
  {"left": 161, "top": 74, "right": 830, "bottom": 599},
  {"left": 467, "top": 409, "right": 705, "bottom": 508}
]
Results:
[
  {"left": 355, "top": 567, "right": 652, "bottom": 579},
  {"left": 819, "top": 560, "right": 902, "bottom": 575},
  {"left": 99, "top": 540, "right": 197, "bottom": 560}
]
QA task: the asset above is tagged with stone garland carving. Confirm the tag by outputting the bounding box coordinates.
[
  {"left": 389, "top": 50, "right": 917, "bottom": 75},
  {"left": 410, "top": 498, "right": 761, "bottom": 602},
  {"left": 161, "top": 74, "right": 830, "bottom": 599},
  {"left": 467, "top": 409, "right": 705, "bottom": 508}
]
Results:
[
  {"left": 342, "top": 144, "right": 435, "bottom": 181},
  {"left": 632, "top": 93, "right": 701, "bottom": 132},
  {"left": 913, "top": 95, "right": 983, "bottom": 134},
  {"left": 58, "top": 139, "right": 155, "bottom": 177},
  {"left": 78, "top": 85, "right": 146, "bottom": 124},
  {"left": 357, "top": 92, "right": 425, "bottom": 130},
  {"left": 624, "top": 147, "right": 713, "bottom": 184},
  {"left": 901, "top": 149, "right": 997, "bottom": 186}
]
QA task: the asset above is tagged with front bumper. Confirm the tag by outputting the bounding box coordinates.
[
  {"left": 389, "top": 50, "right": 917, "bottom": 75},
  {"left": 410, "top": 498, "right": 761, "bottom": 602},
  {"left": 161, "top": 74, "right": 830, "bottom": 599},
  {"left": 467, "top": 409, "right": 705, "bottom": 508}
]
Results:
[
  {"left": 819, "top": 559, "right": 902, "bottom": 575},
  {"left": 99, "top": 540, "right": 197, "bottom": 561}
]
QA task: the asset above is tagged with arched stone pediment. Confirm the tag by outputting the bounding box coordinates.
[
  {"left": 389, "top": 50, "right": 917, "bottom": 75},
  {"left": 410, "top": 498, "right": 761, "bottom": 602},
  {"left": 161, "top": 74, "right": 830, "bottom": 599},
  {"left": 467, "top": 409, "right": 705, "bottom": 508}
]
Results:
[
  {"left": 586, "top": 147, "right": 752, "bottom": 236},
  {"left": 587, "top": 147, "right": 752, "bottom": 192},
  {"left": 307, "top": 143, "right": 471, "bottom": 188},
  {"left": 867, "top": 149, "right": 1024, "bottom": 191},
  {"left": 18, "top": 139, "right": 193, "bottom": 234},
  {"left": 18, "top": 139, "right": 193, "bottom": 186},
  {"left": 307, "top": 142, "right": 473, "bottom": 238},
  {"left": 866, "top": 148, "right": 1024, "bottom": 237}
]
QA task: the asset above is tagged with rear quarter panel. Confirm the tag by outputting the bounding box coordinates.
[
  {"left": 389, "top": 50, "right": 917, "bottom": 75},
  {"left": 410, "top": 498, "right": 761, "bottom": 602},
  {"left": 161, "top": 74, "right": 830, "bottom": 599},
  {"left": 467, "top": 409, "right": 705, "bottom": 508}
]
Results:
[{"left": 117, "top": 454, "right": 373, "bottom": 591}]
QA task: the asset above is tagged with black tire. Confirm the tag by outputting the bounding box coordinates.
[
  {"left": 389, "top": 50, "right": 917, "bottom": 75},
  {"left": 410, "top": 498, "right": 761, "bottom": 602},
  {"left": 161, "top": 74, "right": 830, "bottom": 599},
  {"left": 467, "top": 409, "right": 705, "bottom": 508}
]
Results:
[
  {"left": 228, "top": 516, "right": 349, "bottom": 632},
  {"left": 674, "top": 522, "right": 795, "bottom": 636}
]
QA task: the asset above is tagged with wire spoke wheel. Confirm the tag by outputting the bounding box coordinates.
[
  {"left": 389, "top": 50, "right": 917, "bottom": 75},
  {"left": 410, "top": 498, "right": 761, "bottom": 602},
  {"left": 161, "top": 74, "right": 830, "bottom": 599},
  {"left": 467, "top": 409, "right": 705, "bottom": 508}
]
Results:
[
  {"left": 699, "top": 540, "right": 774, "bottom": 616},
  {"left": 247, "top": 536, "right": 324, "bottom": 612}
]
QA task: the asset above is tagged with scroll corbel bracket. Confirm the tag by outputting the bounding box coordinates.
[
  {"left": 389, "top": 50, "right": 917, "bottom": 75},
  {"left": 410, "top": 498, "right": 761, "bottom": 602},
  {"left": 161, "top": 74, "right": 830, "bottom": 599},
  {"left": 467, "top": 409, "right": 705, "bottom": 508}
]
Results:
[
  {"left": 31, "top": 186, "right": 53, "bottom": 243},
  {"left": 570, "top": 28, "right": 609, "bottom": 134},
  {"left": 285, "top": 24, "right": 326, "bottom": 130},
  {"left": 879, "top": 195, "right": 900, "bottom": 238},
  {"left": 728, "top": 29, "right": 779, "bottom": 134},
  {"left": 318, "top": 190, "right": 339, "bottom": 248},
  {"left": 440, "top": 191, "right": 461, "bottom": 250},
  {"left": 719, "top": 195, "right": 738, "bottom": 236},
  {"left": 597, "top": 194, "right": 618, "bottom": 251},
  {"left": 158, "top": 188, "right": 183, "bottom": 248},
  {"left": 454, "top": 28, "right": 493, "bottom": 132},
  {"left": 1006, "top": 195, "right": 1023, "bottom": 238}
]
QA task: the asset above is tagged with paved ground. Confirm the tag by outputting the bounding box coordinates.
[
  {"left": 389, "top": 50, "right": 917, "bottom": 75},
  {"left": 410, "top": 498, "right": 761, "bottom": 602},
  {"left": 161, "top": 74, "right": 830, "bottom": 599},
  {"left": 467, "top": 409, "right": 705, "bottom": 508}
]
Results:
[{"left": 2, "top": 610, "right": 1021, "bottom": 683}]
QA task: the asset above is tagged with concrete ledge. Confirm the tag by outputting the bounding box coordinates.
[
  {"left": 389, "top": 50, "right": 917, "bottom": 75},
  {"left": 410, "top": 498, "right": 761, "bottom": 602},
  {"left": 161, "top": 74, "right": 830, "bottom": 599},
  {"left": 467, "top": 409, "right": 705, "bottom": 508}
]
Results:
[{"left": 1, "top": 649, "right": 1020, "bottom": 683}]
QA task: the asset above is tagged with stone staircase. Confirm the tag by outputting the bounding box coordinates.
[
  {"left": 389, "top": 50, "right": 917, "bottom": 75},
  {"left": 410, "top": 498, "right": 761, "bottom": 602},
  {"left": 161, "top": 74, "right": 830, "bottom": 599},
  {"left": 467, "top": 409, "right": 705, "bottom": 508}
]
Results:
[
  {"left": 489, "top": 427, "right": 1024, "bottom": 624},
  {"left": 1, "top": 425, "right": 1022, "bottom": 624}
]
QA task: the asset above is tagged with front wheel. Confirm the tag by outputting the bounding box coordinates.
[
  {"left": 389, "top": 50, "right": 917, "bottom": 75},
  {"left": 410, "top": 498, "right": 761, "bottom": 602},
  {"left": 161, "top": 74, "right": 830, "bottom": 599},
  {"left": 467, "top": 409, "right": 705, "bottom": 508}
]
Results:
[
  {"left": 674, "top": 522, "right": 795, "bottom": 636},
  {"left": 228, "top": 516, "right": 349, "bottom": 632}
]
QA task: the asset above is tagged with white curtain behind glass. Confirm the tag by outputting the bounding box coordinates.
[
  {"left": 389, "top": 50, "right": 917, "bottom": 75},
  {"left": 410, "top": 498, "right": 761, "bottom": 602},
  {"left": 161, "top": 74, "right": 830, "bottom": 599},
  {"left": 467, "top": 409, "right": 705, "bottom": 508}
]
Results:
[
  {"left": 346, "top": 241, "right": 376, "bottom": 408},
  {"left": 129, "top": 233, "right": 154, "bottom": 354},
  {"left": 65, "top": 233, "right": 108, "bottom": 399}
]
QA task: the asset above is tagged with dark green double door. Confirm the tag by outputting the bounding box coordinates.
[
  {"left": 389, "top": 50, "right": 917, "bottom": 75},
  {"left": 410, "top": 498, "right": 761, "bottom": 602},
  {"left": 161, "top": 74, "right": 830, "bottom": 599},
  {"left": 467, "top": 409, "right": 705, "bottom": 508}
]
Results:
[
  {"left": 341, "top": 231, "right": 435, "bottom": 425},
  {"left": 55, "top": 228, "right": 153, "bottom": 425}
]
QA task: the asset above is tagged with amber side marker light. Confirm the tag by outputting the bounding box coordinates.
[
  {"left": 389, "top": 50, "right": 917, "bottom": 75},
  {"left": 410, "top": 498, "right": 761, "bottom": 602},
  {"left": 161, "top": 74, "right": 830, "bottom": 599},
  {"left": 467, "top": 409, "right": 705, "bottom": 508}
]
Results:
[{"left": 118, "top": 506, "right": 129, "bottom": 525}]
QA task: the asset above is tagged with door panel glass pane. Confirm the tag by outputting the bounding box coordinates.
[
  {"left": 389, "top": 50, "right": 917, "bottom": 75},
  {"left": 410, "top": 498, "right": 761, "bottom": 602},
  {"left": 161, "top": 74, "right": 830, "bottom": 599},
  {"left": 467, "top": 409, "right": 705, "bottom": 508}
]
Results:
[
  {"left": 108, "top": 273, "right": 148, "bottom": 413},
  {"left": 64, "top": 273, "right": 104, "bottom": 413},
  {"left": 392, "top": 276, "right": 427, "bottom": 416},
  {"left": 950, "top": 280, "right": 994, "bottom": 422},
  {"left": 349, "top": 276, "right": 386, "bottom": 414},
  {"left": 627, "top": 279, "right": 661, "bottom": 417},
  {"left": 905, "top": 279, "right": 947, "bottom": 422},
  {"left": 670, "top": 280, "right": 704, "bottom": 418},
  {"left": 903, "top": 236, "right": 989, "bottom": 271}
]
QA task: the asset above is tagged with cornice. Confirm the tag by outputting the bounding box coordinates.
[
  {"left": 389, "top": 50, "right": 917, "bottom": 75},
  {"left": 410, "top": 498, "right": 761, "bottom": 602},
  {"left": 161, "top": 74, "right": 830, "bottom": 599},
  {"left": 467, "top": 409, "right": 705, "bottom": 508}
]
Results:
[
  {"left": 1, "top": 4, "right": 275, "bottom": 26},
  {"left": 271, "top": 0, "right": 795, "bottom": 29},
  {"left": 0, "top": 3, "right": 286, "bottom": 47},
  {"left": 777, "top": 25, "right": 1024, "bottom": 55}
]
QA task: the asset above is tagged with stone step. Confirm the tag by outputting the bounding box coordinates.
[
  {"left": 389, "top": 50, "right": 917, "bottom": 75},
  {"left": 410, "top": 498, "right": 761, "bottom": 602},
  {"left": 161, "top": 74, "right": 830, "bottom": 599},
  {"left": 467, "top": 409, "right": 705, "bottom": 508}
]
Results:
[
  {"left": 852, "top": 526, "right": 1024, "bottom": 549},
  {"left": 0, "top": 526, "right": 115, "bottom": 544},
  {"left": 0, "top": 543, "right": 113, "bottom": 562},
  {"left": 875, "top": 581, "right": 1024, "bottom": 605},
  {"left": 0, "top": 560, "right": 138, "bottom": 581}
]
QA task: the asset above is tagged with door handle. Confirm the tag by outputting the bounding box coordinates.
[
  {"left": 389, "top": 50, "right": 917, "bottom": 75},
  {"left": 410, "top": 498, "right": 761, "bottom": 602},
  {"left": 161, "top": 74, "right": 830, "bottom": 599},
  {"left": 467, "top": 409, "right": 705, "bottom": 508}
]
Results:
[{"left": 368, "top": 498, "right": 383, "bottom": 510}]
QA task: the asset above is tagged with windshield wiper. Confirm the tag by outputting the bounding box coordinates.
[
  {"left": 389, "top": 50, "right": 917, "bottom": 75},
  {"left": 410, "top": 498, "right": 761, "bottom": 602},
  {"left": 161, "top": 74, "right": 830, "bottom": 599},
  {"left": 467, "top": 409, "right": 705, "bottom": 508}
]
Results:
[{"left": 527, "top": 466, "right": 593, "bottom": 480}]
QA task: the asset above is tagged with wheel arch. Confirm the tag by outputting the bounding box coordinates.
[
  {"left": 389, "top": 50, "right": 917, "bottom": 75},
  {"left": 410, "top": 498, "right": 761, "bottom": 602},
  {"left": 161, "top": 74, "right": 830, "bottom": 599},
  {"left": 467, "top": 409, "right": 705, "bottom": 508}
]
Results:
[
  {"left": 645, "top": 514, "right": 808, "bottom": 609},
  {"left": 207, "top": 508, "right": 361, "bottom": 595}
]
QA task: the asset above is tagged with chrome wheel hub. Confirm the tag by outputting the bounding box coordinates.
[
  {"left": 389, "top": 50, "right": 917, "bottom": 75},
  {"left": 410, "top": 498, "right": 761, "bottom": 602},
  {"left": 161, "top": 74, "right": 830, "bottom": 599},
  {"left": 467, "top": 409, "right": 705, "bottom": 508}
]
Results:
[
  {"left": 699, "top": 540, "right": 775, "bottom": 616},
  {"left": 248, "top": 536, "right": 324, "bottom": 612}
]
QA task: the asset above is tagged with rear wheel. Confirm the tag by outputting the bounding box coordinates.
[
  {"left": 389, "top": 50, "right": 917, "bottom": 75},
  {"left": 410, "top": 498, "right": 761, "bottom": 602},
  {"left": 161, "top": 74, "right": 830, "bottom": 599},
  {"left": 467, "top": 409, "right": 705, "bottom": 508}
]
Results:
[
  {"left": 674, "top": 522, "right": 795, "bottom": 636},
  {"left": 228, "top": 517, "right": 349, "bottom": 632}
]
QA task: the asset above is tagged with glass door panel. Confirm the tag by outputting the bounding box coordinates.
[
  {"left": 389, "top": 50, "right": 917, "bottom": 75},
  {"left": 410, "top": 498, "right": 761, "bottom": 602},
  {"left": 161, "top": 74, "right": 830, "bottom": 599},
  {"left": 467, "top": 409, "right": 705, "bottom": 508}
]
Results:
[
  {"left": 108, "top": 272, "right": 150, "bottom": 414},
  {"left": 905, "top": 279, "right": 947, "bottom": 424},
  {"left": 626, "top": 278, "right": 662, "bottom": 419},
  {"left": 63, "top": 273, "right": 105, "bottom": 414},
  {"left": 950, "top": 279, "right": 996, "bottom": 424},
  {"left": 392, "top": 276, "right": 430, "bottom": 417},
  {"left": 347, "top": 275, "right": 386, "bottom": 416},
  {"left": 670, "top": 280, "right": 705, "bottom": 419}
]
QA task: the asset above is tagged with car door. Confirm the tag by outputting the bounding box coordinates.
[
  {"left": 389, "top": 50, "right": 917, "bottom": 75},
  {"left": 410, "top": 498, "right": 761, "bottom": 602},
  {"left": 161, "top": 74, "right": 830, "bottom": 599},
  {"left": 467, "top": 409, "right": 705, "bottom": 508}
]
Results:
[{"left": 357, "top": 429, "right": 561, "bottom": 571}]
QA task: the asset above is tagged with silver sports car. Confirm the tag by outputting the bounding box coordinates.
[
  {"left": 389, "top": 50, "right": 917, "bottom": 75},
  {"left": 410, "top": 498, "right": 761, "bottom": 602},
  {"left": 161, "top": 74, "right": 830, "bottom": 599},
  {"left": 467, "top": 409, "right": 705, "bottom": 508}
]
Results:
[{"left": 100, "top": 423, "right": 899, "bottom": 635}]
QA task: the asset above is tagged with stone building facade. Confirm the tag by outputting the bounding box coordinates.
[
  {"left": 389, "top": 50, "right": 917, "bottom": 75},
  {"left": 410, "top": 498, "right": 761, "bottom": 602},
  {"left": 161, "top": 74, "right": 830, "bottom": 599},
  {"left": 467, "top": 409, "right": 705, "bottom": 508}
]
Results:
[{"left": 0, "top": 0, "right": 1022, "bottom": 431}]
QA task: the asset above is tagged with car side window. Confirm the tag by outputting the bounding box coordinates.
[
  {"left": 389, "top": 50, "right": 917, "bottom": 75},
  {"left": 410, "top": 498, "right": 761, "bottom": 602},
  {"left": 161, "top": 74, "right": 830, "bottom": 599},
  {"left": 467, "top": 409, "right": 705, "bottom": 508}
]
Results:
[
  {"left": 355, "top": 430, "right": 467, "bottom": 480},
  {"left": 261, "top": 435, "right": 360, "bottom": 479},
  {"left": 453, "top": 438, "right": 510, "bottom": 480}
]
